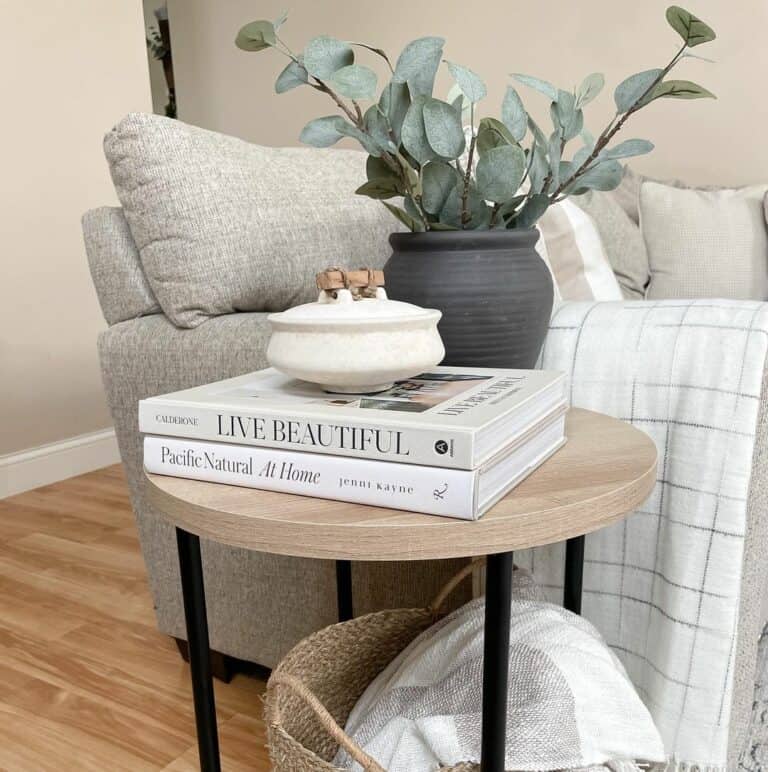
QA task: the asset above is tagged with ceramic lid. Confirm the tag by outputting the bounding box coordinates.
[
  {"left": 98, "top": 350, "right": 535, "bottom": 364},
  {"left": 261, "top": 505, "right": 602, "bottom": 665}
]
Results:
[{"left": 268, "top": 290, "right": 441, "bottom": 327}]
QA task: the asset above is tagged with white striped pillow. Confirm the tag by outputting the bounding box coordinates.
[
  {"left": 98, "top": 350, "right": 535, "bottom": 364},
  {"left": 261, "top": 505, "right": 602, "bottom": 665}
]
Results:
[{"left": 536, "top": 199, "right": 624, "bottom": 302}]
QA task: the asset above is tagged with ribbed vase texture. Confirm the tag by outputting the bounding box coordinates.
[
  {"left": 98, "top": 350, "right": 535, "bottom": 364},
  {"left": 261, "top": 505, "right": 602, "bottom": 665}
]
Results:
[{"left": 384, "top": 230, "right": 554, "bottom": 369}]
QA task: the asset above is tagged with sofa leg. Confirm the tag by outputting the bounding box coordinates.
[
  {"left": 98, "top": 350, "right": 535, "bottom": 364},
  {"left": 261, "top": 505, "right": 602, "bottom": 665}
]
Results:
[{"left": 174, "top": 637, "right": 236, "bottom": 683}]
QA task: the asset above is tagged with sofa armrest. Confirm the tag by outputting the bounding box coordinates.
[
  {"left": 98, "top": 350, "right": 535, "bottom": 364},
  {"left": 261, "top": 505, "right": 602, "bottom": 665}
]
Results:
[
  {"left": 82, "top": 206, "right": 161, "bottom": 325},
  {"left": 536, "top": 299, "right": 768, "bottom": 768}
]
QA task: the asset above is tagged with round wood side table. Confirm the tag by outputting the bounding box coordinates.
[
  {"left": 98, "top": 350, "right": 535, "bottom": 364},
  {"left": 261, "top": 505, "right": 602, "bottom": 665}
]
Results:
[{"left": 145, "top": 408, "right": 657, "bottom": 772}]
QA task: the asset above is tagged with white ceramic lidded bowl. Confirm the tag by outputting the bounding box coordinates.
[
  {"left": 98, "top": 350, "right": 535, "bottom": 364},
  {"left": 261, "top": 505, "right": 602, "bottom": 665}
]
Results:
[{"left": 267, "top": 286, "right": 444, "bottom": 394}]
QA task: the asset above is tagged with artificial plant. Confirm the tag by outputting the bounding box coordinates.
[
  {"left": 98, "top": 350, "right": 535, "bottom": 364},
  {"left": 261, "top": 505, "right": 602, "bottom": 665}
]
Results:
[{"left": 235, "top": 6, "right": 716, "bottom": 232}]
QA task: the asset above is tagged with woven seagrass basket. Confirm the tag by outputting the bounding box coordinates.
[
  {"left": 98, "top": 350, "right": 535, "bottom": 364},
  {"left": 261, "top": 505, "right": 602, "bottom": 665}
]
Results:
[{"left": 265, "top": 560, "right": 483, "bottom": 772}]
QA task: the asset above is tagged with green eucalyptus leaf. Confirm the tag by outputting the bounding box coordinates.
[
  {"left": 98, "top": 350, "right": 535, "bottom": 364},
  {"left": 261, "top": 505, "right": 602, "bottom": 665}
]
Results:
[
  {"left": 335, "top": 121, "right": 383, "bottom": 157},
  {"left": 547, "top": 132, "right": 562, "bottom": 188},
  {"left": 421, "top": 161, "right": 461, "bottom": 213},
  {"left": 511, "top": 193, "right": 550, "bottom": 229},
  {"left": 393, "top": 37, "right": 445, "bottom": 97},
  {"left": 366, "top": 155, "right": 399, "bottom": 183},
  {"left": 614, "top": 68, "right": 663, "bottom": 113},
  {"left": 273, "top": 10, "right": 288, "bottom": 29},
  {"left": 652, "top": 79, "right": 716, "bottom": 99},
  {"left": 303, "top": 36, "right": 353, "bottom": 79},
  {"left": 575, "top": 73, "right": 605, "bottom": 108},
  {"left": 666, "top": 5, "right": 716, "bottom": 47},
  {"left": 550, "top": 90, "right": 583, "bottom": 141},
  {"left": 439, "top": 184, "right": 491, "bottom": 229},
  {"left": 512, "top": 73, "right": 558, "bottom": 102},
  {"left": 379, "top": 81, "right": 410, "bottom": 144},
  {"left": 570, "top": 159, "right": 624, "bottom": 192},
  {"left": 355, "top": 179, "right": 401, "bottom": 199},
  {"left": 383, "top": 201, "right": 422, "bottom": 232},
  {"left": 352, "top": 42, "right": 393, "bottom": 68},
  {"left": 572, "top": 142, "right": 595, "bottom": 169},
  {"left": 527, "top": 115, "right": 549, "bottom": 151},
  {"left": 299, "top": 116, "right": 345, "bottom": 147},
  {"left": 600, "top": 138, "right": 655, "bottom": 160},
  {"left": 476, "top": 117, "right": 514, "bottom": 155},
  {"left": 330, "top": 63, "right": 378, "bottom": 99},
  {"left": 579, "top": 126, "right": 595, "bottom": 146},
  {"left": 446, "top": 61, "right": 487, "bottom": 103},
  {"left": 275, "top": 59, "right": 309, "bottom": 93},
  {"left": 447, "top": 83, "right": 472, "bottom": 122},
  {"left": 680, "top": 50, "right": 716, "bottom": 63},
  {"left": 401, "top": 95, "right": 437, "bottom": 164},
  {"left": 363, "top": 106, "right": 395, "bottom": 153},
  {"left": 475, "top": 144, "right": 525, "bottom": 203},
  {"left": 235, "top": 20, "right": 276, "bottom": 52},
  {"left": 423, "top": 98, "right": 466, "bottom": 159},
  {"left": 404, "top": 195, "right": 424, "bottom": 222},
  {"left": 497, "top": 194, "right": 526, "bottom": 219},
  {"left": 501, "top": 87, "right": 527, "bottom": 142},
  {"left": 428, "top": 222, "right": 460, "bottom": 230},
  {"left": 528, "top": 144, "right": 549, "bottom": 194}
]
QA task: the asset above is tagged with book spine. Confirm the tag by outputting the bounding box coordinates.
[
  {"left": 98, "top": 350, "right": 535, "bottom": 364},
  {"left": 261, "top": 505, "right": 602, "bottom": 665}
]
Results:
[
  {"left": 139, "top": 402, "right": 474, "bottom": 470},
  {"left": 143, "top": 436, "right": 479, "bottom": 520}
]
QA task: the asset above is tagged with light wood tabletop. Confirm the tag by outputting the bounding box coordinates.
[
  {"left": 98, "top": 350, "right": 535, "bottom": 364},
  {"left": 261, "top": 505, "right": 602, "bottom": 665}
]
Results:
[{"left": 145, "top": 408, "right": 657, "bottom": 561}]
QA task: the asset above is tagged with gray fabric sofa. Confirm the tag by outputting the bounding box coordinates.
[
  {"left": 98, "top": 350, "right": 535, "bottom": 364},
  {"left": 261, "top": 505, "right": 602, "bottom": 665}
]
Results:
[{"left": 83, "top": 115, "right": 767, "bottom": 768}]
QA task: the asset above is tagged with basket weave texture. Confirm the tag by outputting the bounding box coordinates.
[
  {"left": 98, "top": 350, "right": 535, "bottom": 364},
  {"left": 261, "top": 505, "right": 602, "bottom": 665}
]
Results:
[{"left": 265, "top": 563, "right": 483, "bottom": 771}]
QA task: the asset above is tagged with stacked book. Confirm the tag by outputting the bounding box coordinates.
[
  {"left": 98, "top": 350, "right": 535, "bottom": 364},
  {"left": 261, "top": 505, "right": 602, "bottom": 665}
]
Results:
[{"left": 140, "top": 367, "right": 567, "bottom": 521}]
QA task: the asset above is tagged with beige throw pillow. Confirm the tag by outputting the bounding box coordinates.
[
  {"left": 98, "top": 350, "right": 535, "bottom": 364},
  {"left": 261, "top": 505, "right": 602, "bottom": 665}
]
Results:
[
  {"left": 536, "top": 199, "right": 624, "bottom": 303},
  {"left": 641, "top": 181, "right": 768, "bottom": 300}
]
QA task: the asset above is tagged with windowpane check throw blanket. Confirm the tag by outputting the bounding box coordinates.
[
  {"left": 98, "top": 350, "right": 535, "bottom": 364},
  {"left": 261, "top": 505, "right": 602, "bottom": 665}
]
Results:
[{"left": 522, "top": 299, "right": 768, "bottom": 771}]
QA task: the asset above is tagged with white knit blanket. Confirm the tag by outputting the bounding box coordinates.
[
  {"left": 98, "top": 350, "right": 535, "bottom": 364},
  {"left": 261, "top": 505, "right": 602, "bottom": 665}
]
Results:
[
  {"left": 335, "top": 570, "right": 664, "bottom": 771},
  {"left": 521, "top": 299, "right": 768, "bottom": 770}
]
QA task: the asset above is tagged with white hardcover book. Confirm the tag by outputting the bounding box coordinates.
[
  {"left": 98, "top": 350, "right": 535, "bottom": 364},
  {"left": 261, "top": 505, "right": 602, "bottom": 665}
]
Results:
[
  {"left": 143, "top": 411, "right": 566, "bottom": 521},
  {"left": 139, "top": 366, "right": 567, "bottom": 470}
]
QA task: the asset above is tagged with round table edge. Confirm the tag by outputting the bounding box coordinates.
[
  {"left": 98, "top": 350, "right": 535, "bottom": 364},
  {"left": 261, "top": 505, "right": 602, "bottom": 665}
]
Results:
[{"left": 144, "top": 447, "right": 657, "bottom": 561}]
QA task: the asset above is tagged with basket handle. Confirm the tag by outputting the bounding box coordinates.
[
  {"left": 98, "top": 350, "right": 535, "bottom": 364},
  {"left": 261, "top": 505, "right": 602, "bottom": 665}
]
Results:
[
  {"left": 269, "top": 671, "right": 386, "bottom": 772},
  {"left": 428, "top": 557, "right": 487, "bottom": 617}
]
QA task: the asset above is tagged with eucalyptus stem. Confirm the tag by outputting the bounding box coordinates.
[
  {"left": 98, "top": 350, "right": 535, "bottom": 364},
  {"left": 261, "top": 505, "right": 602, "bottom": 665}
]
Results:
[
  {"left": 271, "top": 35, "right": 363, "bottom": 128},
  {"left": 310, "top": 79, "right": 363, "bottom": 127},
  {"left": 551, "top": 42, "right": 688, "bottom": 199}
]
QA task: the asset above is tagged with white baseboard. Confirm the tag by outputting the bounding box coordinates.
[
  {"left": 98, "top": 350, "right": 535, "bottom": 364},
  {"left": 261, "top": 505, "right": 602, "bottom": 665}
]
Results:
[{"left": 0, "top": 428, "right": 120, "bottom": 499}]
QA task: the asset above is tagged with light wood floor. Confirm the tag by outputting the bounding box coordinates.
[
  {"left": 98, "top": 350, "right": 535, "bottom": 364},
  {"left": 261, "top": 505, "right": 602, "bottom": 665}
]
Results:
[{"left": 0, "top": 466, "right": 270, "bottom": 771}]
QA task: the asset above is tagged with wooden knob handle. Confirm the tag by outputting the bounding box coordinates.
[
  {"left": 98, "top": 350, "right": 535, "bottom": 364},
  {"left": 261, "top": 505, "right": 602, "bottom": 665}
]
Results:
[{"left": 316, "top": 268, "right": 385, "bottom": 291}]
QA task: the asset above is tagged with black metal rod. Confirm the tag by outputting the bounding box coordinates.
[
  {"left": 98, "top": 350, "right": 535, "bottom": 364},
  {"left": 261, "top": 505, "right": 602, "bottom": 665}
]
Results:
[
  {"left": 176, "top": 528, "right": 221, "bottom": 772},
  {"left": 336, "top": 559, "right": 354, "bottom": 622},
  {"left": 564, "top": 535, "right": 585, "bottom": 615},
  {"left": 480, "top": 551, "right": 514, "bottom": 772}
]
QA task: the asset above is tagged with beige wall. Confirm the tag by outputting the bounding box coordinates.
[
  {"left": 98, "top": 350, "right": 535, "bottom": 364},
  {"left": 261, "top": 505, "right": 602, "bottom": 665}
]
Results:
[
  {"left": 0, "top": 2, "right": 151, "bottom": 455},
  {"left": 169, "top": 0, "right": 766, "bottom": 187}
]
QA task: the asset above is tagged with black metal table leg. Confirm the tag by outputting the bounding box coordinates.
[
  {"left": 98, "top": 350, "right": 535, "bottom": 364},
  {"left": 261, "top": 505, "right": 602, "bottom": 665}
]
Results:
[
  {"left": 481, "top": 551, "right": 514, "bottom": 772},
  {"left": 336, "top": 559, "right": 353, "bottom": 621},
  {"left": 564, "top": 535, "right": 585, "bottom": 615},
  {"left": 176, "top": 528, "right": 221, "bottom": 772}
]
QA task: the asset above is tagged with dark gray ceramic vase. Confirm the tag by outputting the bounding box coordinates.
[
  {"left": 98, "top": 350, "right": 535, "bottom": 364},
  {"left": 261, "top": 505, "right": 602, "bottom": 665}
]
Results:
[{"left": 384, "top": 229, "right": 553, "bottom": 369}]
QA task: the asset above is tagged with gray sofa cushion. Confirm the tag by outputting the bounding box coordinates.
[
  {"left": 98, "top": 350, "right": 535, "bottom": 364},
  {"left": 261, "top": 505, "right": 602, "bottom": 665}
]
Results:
[
  {"left": 573, "top": 190, "right": 649, "bottom": 299},
  {"left": 82, "top": 206, "right": 160, "bottom": 325},
  {"left": 104, "top": 113, "right": 400, "bottom": 329}
]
